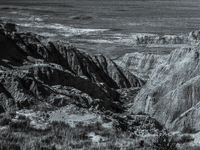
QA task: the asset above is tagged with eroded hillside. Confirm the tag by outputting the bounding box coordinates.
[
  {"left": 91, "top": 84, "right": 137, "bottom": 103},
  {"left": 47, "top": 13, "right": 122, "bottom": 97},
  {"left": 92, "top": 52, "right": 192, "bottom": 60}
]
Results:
[
  {"left": 0, "top": 22, "right": 169, "bottom": 150},
  {"left": 129, "top": 45, "right": 200, "bottom": 132},
  {"left": 0, "top": 22, "right": 145, "bottom": 113},
  {"left": 2, "top": 21, "right": 200, "bottom": 149}
]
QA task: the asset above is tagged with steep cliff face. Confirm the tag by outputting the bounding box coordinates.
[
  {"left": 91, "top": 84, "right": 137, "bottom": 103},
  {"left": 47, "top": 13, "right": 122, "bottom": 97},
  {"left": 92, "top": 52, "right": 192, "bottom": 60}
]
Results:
[
  {"left": 0, "top": 66, "right": 123, "bottom": 112},
  {"left": 94, "top": 54, "right": 145, "bottom": 87},
  {"left": 0, "top": 22, "right": 144, "bottom": 112},
  {"left": 116, "top": 52, "right": 168, "bottom": 79},
  {"left": 0, "top": 82, "right": 15, "bottom": 112},
  {"left": 29, "top": 64, "right": 119, "bottom": 101},
  {"left": 129, "top": 46, "right": 200, "bottom": 131}
]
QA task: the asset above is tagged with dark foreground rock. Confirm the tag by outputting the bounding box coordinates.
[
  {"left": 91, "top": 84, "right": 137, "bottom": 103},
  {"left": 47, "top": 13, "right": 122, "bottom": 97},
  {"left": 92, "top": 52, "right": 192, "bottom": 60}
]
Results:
[{"left": 0, "top": 22, "right": 144, "bottom": 113}]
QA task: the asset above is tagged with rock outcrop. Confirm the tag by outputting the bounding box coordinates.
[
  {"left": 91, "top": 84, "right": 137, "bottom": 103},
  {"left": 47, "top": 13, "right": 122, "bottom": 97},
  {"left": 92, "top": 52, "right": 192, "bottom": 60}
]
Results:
[
  {"left": 1, "top": 23, "right": 144, "bottom": 89},
  {"left": 129, "top": 46, "right": 200, "bottom": 131},
  {"left": 132, "top": 31, "right": 200, "bottom": 46},
  {"left": 132, "top": 34, "right": 187, "bottom": 45},
  {"left": 116, "top": 52, "right": 168, "bottom": 79},
  {"left": 188, "top": 30, "right": 200, "bottom": 42},
  {"left": 0, "top": 22, "right": 144, "bottom": 113}
]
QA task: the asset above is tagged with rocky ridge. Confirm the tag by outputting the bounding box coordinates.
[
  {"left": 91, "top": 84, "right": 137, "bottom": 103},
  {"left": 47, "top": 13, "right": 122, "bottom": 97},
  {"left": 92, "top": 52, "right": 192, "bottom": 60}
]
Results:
[{"left": 0, "top": 22, "right": 144, "bottom": 113}]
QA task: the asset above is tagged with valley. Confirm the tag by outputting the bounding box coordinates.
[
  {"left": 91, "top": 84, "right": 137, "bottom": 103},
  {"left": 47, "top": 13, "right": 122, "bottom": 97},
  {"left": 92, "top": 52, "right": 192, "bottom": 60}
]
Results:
[{"left": 0, "top": 20, "right": 200, "bottom": 149}]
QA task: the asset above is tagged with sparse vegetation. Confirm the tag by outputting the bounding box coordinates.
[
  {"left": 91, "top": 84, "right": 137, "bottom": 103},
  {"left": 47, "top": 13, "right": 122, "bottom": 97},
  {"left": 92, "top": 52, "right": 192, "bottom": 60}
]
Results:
[
  {"left": 0, "top": 110, "right": 168, "bottom": 150},
  {"left": 137, "top": 111, "right": 147, "bottom": 115},
  {"left": 176, "top": 135, "right": 194, "bottom": 143},
  {"left": 153, "top": 133, "right": 177, "bottom": 150},
  {"left": 0, "top": 113, "right": 117, "bottom": 150},
  {"left": 0, "top": 115, "right": 11, "bottom": 126},
  {"left": 181, "top": 126, "right": 198, "bottom": 134}
]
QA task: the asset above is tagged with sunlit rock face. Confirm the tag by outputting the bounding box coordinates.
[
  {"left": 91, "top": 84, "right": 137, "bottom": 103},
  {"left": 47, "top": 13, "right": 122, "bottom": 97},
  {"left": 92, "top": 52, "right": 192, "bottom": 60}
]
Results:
[
  {"left": 116, "top": 52, "right": 168, "bottom": 80},
  {"left": 129, "top": 46, "right": 200, "bottom": 131},
  {"left": 116, "top": 30, "right": 200, "bottom": 81}
]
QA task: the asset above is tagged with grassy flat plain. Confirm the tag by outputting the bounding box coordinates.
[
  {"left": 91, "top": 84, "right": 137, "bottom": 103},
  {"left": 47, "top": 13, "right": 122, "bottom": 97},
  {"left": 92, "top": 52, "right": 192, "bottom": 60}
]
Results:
[{"left": 1, "top": 0, "right": 200, "bottom": 58}]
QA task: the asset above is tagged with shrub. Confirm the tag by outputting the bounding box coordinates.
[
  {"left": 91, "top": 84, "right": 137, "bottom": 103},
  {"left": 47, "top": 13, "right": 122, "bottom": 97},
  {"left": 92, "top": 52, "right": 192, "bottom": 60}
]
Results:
[
  {"left": 51, "top": 121, "right": 70, "bottom": 129},
  {"left": 0, "top": 117, "right": 11, "bottom": 126},
  {"left": 181, "top": 126, "right": 197, "bottom": 134},
  {"left": 177, "top": 135, "right": 194, "bottom": 143},
  {"left": 137, "top": 111, "right": 146, "bottom": 115},
  {"left": 153, "top": 133, "right": 177, "bottom": 150},
  {"left": 102, "top": 115, "right": 111, "bottom": 123},
  {"left": 8, "top": 111, "right": 16, "bottom": 117},
  {"left": 179, "top": 145, "right": 200, "bottom": 150},
  {"left": 98, "top": 129, "right": 113, "bottom": 137},
  {"left": 93, "top": 121, "right": 103, "bottom": 130},
  {"left": 106, "top": 142, "right": 120, "bottom": 150},
  {"left": 112, "top": 120, "right": 120, "bottom": 132},
  {"left": 0, "top": 143, "right": 21, "bottom": 150},
  {"left": 112, "top": 118, "right": 128, "bottom": 133},
  {"left": 69, "top": 140, "right": 92, "bottom": 149},
  {"left": 0, "top": 112, "right": 14, "bottom": 126},
  {"left": 41, "top": 135, "right": 54, "bottom": 144},
  {"left": 72, "top": 132, "right": 88, "bottom": 141},
  {"left": 9, "top": 118, "right": 30, "bottom": 132},
  {"left": 75, "top": 122, "right": 84, "bottom": 128},
  {"left": 139, "top": 140, "right": 144, "bottom": 147},
  {"left": 129, "top": 133, "right": 137, "bottom": 139},
  {"left": 82, "top": 121, "right": 103, "bottom": 132},
  {"left": 18, "top": 115, "right": 26, "bottom": 120}
]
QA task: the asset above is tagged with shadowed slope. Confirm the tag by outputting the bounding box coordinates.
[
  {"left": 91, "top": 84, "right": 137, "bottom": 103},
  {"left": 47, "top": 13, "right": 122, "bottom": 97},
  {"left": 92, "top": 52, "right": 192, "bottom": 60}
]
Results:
[{"left": 0, "top": 22, "right": 145, "bottom": 112}]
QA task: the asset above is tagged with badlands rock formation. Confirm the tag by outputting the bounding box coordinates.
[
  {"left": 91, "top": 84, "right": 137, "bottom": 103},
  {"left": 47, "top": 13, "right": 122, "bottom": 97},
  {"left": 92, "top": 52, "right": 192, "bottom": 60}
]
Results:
[
  {"left": 117, "top": 30, "right": 200, "bottom": 80},
  {"left": 2, "top": 21, "right": 200, "bottom": 134},
  {"left": 130, "top": 46, "right": 200, "bottom": 131},
  {"left": 116, "top": 52, "right": 168, "bottom": 79},
  {"left": 133, "top": 34, "right": 187, "bottom": 45},
  {"left": 0, "top": 22, "right": 144, "bottom": 113},
  {"left": 132, "top": 31, "right": 200, "bottom": 46}
]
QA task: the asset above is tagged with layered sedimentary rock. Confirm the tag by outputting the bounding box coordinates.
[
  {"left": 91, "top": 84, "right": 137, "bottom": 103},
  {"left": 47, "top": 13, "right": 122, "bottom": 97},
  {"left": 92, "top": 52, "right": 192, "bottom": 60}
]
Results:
[
  {"left": 132, "top": 34, "right": 187, "bottom": 45},
  {"left": 116, "top": 52, "right": 168, "bottom": 79},
  {"left": 129, "top": 46, "right": 200, "bottom": 131},
  {"left": 0, "top": 22, "right": 144, "bottom": 112},
  {"left": 132, "top": 31, "right": 200, "bottom": 46}
]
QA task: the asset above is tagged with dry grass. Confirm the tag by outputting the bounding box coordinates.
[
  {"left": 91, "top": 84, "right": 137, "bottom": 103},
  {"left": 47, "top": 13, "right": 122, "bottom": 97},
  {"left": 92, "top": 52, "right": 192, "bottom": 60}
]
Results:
[{"left": 0, "top": 110, "right": 167, "bottom": 150}]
